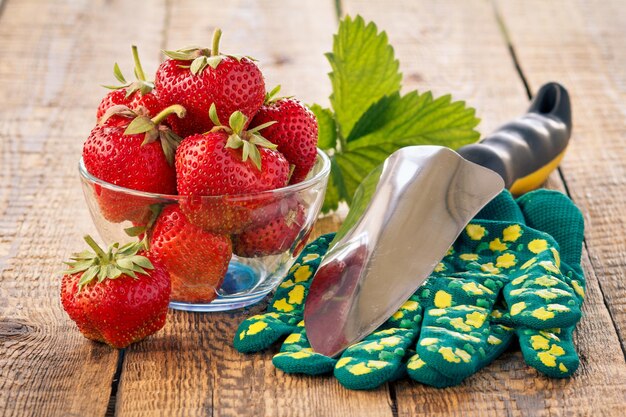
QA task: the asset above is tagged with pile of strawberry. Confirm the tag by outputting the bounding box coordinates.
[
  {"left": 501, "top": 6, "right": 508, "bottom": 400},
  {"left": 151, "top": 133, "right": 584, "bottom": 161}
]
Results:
[{"left": 61, "top": 30, "right": 319, "bottom": 348}]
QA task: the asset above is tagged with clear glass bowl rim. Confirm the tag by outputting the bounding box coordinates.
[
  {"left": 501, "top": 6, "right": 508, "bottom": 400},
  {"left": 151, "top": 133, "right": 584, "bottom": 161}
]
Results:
[{"left": 78, "top": 148, "right": 331, "bottom": 200}]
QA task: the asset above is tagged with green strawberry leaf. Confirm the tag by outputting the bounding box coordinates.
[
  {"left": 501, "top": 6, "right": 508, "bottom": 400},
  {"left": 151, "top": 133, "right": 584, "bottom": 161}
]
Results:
[
  {"left": 315, "top": 15, "right": 481, "bottom": 213},
  {"left": 322, "top": 91, "right": 479, "bottom": 210},
  {"left": 327, "top": 15, "right": 402, "bottom": 139},
  {"left": 348, "top": 91, "right": 480, "bottom": 148},
  {"left": 309, "top": 104, "right": 337, "bottom": 151}
]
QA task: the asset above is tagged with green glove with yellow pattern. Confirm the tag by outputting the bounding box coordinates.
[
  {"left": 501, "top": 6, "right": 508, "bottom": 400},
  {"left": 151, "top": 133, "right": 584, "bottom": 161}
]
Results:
[{"left": 234, "top": 189, "right": 585, "bottom": 389}]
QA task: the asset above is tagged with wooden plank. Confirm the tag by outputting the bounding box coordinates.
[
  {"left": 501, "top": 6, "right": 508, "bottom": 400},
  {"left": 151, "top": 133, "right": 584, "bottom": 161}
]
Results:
[
  {"left": 115, "top": 1, "right": 394, "bottom": 416},
  {"left": 497, "top": 0, "right": 626, "bottom": 355},
  {"left": 0, "top": 0, "right": 167, "bottom": 416},
  {"left": 343, "top": 0, "right": 626, "bottom": 415}
]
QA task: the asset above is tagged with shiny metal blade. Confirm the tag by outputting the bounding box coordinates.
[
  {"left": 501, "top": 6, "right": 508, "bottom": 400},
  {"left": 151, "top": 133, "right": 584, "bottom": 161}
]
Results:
[{"left": 304, "top": 146, "right": 504, "bottom": 357}]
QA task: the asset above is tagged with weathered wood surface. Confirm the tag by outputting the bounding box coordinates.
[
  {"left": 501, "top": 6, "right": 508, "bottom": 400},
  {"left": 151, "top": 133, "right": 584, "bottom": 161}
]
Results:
[{"left": 0, "top": 0, "right": 625, "bottom": 416}]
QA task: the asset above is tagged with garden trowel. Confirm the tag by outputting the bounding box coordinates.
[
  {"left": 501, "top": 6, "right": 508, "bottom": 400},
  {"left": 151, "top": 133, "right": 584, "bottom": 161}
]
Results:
[{"left": 304, "top": 82, "right": 572, "bottom": 357}]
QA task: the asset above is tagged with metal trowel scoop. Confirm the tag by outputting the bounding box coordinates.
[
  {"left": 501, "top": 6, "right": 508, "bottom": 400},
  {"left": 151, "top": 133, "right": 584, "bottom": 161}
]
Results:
[{"left": 304, "top": 82, "right": 572, "bottom": 357}]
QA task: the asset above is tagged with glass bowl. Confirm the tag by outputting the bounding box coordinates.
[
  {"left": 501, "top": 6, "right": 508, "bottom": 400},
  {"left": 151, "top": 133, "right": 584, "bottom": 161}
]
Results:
[{"left": 78, "top": 150, "right": 330, "bottom": 312}]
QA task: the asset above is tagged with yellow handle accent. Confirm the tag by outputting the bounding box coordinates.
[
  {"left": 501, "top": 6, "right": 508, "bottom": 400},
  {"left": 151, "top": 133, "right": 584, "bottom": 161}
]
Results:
[{"left": 509, "top": 148, "right": 568, "bottom": 196}]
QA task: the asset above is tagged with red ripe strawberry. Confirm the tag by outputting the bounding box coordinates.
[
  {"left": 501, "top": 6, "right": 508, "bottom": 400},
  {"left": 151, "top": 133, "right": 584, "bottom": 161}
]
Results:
[
  {"left": 155, "top": 29, "right": 265, "bottom": 137},
  {"left": 83, "top": 105, "right": 186, "bottom": 223},
  {"left": 97, "top": 89, "right": 162, "bottom": 122},
  {"left": 60, "top": 236, "right": 171, "bottom": 349},
  {"left": 176, "top": 107, "right": 289, "bottom": 233},
  {"left": 233, "top": 199, "right": 305, "bottom": 257},
  {"left": 149, "top": 205, "right": 232, "bottom": 303},
  {"left": 97, "top": 45, "right": 163, "bottom": 121},
  {"left": 249, "top": 86, "right": 318, "bottom": 184}
]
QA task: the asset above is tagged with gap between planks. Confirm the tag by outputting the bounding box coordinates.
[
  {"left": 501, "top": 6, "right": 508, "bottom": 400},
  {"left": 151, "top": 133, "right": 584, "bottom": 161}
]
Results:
[
  {"left": 0, "top": 0, "right": 7, "bottom": 21},
  {"left": 105, "top": 349, "right": 126, "bottom": 417}
]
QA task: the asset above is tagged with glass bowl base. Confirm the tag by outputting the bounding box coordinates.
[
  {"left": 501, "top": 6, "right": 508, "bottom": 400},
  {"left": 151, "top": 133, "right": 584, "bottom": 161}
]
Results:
[{"left": 168, "top": 258, "right": 273, "bottom": 312}]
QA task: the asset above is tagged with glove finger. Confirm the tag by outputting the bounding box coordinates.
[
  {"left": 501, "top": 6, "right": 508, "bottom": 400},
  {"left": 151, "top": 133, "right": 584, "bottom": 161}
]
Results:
[
  {"left": 334, "top": 295, "right": 424, "bottom": 390},
  {"left": 272, "top": 321, "right": 337, "bottom": 375},
  {"left": 476, "top": 304, "right": 516, "bottom": 370},
  {"left": 233, "top": 233, "right": 334, "bottom": 353},
  {"left": 517, "top": 326, "right": 579, "bottom": 377},
  {"left": 475, "top": 190, "right": 526, "bottom": 224},
  {"left": 274, "top": 294, "right": 424, "bottom": 383},
  {"left": 412, "top": 273, "right": 505, "bottom": 381},
  {"left": 406, "top": 322, "right": 514, "bottom": 388},
  {"left": 267, "top": 234, "right": 334, "bottom": 316},
  {"left": 334, "top": 327, "right": 418, "bottom": 389},
  {"left": 408, "top": 303, "right": 514, "bottom": 388},
  {"left": 235, "top": 313, "right": 302, "bottom": 353},
  {"left": 456, "top": 218, "right": 582, "bottom": 330},
  {"left": 516, "top": 189, "right": 584, "bottom": 273},
  {"left": 406, "top": 352, "right": 464, "bottom": 388},
  {"left": 503, "top": 235, "right": 582, "bottom": 329}
]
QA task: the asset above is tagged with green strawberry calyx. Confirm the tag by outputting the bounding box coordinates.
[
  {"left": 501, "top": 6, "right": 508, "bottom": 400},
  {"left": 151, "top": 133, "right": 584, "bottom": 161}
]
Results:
[
  {"left": 100, "top": 104, "right": 187, "bottom": 166},
  {"left": 124, "top": 204, "right": 163, "bottom": 238},
  {"left": 63, "top": 235, "right": 154, "bottom": 292},
  {"left": 102, "top": 45, "right": 155, "bottom": 98},
  {"left": 208, "top": 103, "right": 277, "bottom": 170},
  {"left": 263, "top": 85, "right": 293, "bottom": 104},
  {"left": 162, "top": 28, "right": 254, "bottom": 75}
]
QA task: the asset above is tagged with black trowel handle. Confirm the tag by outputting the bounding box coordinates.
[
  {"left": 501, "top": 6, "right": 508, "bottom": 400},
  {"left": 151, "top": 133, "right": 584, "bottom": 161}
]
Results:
[{"left": 457, "top": 82, "right": 572, "bottom": 195}]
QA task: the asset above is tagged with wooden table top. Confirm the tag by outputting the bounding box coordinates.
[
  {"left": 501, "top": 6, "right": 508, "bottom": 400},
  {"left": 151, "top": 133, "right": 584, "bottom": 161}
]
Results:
[{"left": 1, "top": 0, "right": 625, "bottom": 416}]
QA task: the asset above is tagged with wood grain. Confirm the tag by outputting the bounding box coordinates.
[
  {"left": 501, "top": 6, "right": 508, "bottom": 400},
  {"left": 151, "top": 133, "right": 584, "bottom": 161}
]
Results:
[
  {"left": 342, "top": 0, "right": 626, "bottom": 415},
  {"left": 1, "top": 0, "right": 625, "bottom": 415},
  {"left": 114, "top": 1, "right": 393, "bottom": 416},
  {"left": 0, "top": 0, "right": 167, "bottom": 416},
  {"left": 497, "top": 0, "right": 626, "bottom": 355}
]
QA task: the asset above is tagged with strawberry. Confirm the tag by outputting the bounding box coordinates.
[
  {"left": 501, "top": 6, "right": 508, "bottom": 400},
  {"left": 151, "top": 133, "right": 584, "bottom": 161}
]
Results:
[
  {"left": 83, "top": 105, "right": 186, "bottom": 223},
  {"left": 155, "top": 29, "right": 265, "bottom": 137},
  {"left": 149, "top": 205, "right": 232, "bottom": 303},
  {"left": 249, "top": 86, "right": 318, "bottom": 184},
  {"left": 60, "top": 236, "right": 171, "bottom": 349},
  {"left": 97, "top": 45, "right": 163, "bottom": 121},
  {"left": 233, "top": 198, "right": 305, "bottom": 257},
  {"left": 176, "top": 106, "right": 289, "bottom": 233}
]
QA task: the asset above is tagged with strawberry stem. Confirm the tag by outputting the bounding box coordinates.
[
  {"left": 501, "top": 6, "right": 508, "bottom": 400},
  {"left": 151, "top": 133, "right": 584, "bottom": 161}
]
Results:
[
  {"left": 83, "top": 235, "right": 106, "bottom": 260},
  {"left": 131, "top": 45, "right": 147, "bottom": 81},
  {"left": 151, "top": 104, "right": 187, "bottom": 125},
  {"left": 211, "top": 28, "right": 222, "bottom": 56}
]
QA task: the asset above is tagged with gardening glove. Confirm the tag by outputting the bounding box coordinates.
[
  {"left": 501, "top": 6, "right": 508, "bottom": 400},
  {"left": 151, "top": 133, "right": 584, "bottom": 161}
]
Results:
[
  {"left": 234, "top": 190, "right": 585, "bottom": 388},
  {"left": 253, "top": 192, "right": 526, "bottom": 389},
  {"left": 233, "top": 194, "right": 514, "bottom": 388},
  {"left": 240, "top": 212, "right": 516, "bottom": 389},
  {"left": 406, "top": 189, "right": 585, "bottom": 385}
]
